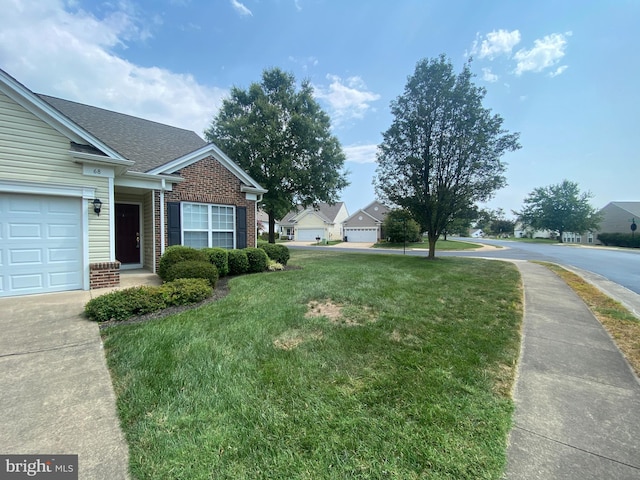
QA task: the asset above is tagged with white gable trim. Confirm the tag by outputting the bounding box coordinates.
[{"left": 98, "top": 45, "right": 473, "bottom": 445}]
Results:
[
  {"left": 147, "top": 143, "right": 267, "bottom": 193},
  {"left": 0, "top": 69, "right": 126, "bottom": 161},
  {"left": 343, "top": 209, "right": 380, "bottom": 224}
]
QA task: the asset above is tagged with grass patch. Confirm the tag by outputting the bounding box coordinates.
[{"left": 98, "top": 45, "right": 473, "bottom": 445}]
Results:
[
  {"left": 102, "top": 251, "right": 522, "bottom": 479},
  {"left": 373, "top": 239, "right": 482, "bottom": 250},
  {"left": 537, "top": 262, "right": 640, "bottom": 375}
]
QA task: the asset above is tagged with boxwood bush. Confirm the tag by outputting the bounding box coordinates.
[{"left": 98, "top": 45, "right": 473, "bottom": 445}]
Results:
[
  {"left": 244, "top": 247, "right": 269, "bottom": 273},
  {"left": 85, "top": 278, "right": 214, "bottom": 322},
  {"left": 228, "top": 249, "right": 249, "bottom": 276},
  {"left": 203, "top": 247, "right": 229, "bottom": 277},
  {"left": 85, "top": 286, "right": 167, "bottom": 322},
  {"left": 158, "top": 246, "right": 209, "bottom": 281},
  {"left": 164, "top": 260, "right": 218, "bottom": 287},
  {"left": 159, "top": 278, "right": 213, "bottom": 306},
  {"left": 259, "top": 243, "right": 290, "bottom": 266}
]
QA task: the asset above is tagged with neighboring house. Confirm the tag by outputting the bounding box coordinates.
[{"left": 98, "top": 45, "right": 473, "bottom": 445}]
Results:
[
  {"left": 514, "top": 222, "right": 556, "bottom": 240},
  {"left": 514, "top": 222, "right": 595, "bottom": 244},
  {"left": 342, "top": 201, "right": 389, "bottom": 242},
  {"left": 595, "top": 201, "right": 640, "bottom": 244},
  {"left": 0, "top": 69, "right": 266, "bottom": 298},
  {"left": 469, "top": 228, "right": 484, "bottom": 238},
  {"left": 279, "top": 202, "right": 348, "bottom": 241},
  {"left": 256, "top": 209, "right": 280, "bottom": 236}
]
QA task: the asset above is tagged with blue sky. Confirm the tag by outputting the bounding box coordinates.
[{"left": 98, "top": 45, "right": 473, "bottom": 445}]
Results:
[{"left": 1, "top": 0, "right": 638, "bottom": 217}]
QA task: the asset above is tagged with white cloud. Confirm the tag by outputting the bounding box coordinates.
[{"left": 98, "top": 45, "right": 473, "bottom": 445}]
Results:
[
  {"left": 230, "top": 0, "right": 252, "bottom": 16},
  {"left": 482, "top": 67, "right": 499, "bottom": 83},
  {"left": 314, "top": 75, "right": 380, "bottom": 125},
  {"left": 344, "top": 144, "right": 378, "bottom": 164},
  {"left": 0, "top": 0, "right": 226, "bottom": 135},
  {"left": 514, "top": 32, "right": 571, "bottom": 75},
  {"left": 549, "top": 65, "right": 569, "bottom": 78},
  {"left": 472, "top": 29, "right": 521, "bottom": 59}
]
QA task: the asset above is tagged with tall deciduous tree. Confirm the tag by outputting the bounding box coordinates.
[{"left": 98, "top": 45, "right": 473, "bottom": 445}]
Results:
[
  {"left": 205, "top": 68, "right": 349, "bottom": 243},
  {"left": 374, "top": 55, "right": 520, "bottom": 258},
  {"left": 517, "top": 180, "right": 601, "bottom": 242}
]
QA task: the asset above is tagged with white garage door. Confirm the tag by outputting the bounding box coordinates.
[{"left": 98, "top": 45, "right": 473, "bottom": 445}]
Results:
[
  {"left": 344, "top": 228, "right": 378, "bottom": 243},
  {"left": 0, "top": 193, "right": 83, "bottom": 297},
  {"left": 297, "top": 229, "right": 325, "bottom": 241}
]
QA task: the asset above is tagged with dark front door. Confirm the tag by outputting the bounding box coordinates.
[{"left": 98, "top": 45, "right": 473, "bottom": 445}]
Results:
[{"left": 115, "top": 203, "right": 140, "bottom": 264}]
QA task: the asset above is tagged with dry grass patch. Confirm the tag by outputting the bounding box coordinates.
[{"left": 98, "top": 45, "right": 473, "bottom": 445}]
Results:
[
  {"left": 539, "top": 262, "right": 640, "bottom": 376},
  {"left": 273, "top": 328, "right": 323, "bottom": 350},
  {"left": 305, "top": 299, "right": 377, "bottom": 326}
]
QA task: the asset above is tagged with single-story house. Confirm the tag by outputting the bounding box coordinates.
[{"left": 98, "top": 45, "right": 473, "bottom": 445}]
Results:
[
  {"left": 469, "top": 228, "right": 485, "bottom": 238},
  {"left": 341, "top": 201, "right": 389, "bottom": 242},
  {"left": 0, "top": 68, "right": 266, "bottom": 297},
  {"left": 279, "top": 202, "right": 348, "bottom": 241},
  {"left": 595, "top": 202, "right": 640, "bottom": 243},
  {"left": 256, "top": 210, "right": 280, "bottom": 236}
]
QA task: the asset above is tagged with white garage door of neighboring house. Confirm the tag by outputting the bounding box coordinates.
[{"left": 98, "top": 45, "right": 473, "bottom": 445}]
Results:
[
  {"left": 297, "top": 229, "right": 325, "bottom": 241},
  {"left": 344, "top": 228, "right": 378, "bottom": 243},
  {"left": 0, "top": 193, "right": 83, "bottom": 297}
]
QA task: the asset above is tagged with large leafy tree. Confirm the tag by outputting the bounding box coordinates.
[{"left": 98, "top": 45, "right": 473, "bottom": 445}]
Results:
[
  {"left": 517, "top": 180, "right": 601, "bottom": 242},
  {"left": 205, "top": 68, "right": 349, "bottom": 242},
  {"left": 374, "top": 55, "right": 520, "bottom": 258}
]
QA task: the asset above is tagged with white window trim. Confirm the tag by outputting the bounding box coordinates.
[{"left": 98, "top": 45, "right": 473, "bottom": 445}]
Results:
[{"left": 181, "top": 202, "right": 236, "bottom": 249}]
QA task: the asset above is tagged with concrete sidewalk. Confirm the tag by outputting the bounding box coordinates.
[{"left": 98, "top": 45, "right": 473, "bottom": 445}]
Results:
[
  {"left": 505, "top": 262, "right": 640, "bottom": 479},
  {"left": 0, "top": 270, "right": 159, "bottom": 480}
]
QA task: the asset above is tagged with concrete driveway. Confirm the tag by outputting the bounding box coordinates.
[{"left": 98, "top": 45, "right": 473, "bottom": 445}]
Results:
[{"left": 0, "top": 288, "right": 131, "bottom": 479}]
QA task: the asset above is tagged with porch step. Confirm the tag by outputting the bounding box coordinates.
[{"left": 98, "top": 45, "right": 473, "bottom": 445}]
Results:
[{"left": 119, "top": 269, "right": 162, "bottom": 288}]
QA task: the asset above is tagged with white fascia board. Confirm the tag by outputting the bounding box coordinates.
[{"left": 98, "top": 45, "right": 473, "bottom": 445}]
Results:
[
  {"left": 0, "top": 70, "right": 126, "bottom": 161},
  {"left": 71, "top": 150, "right": 134, "bottom": 167},
  {"left": 241, "top": 185, "right": 268, "bottom": 195},
  {"left": 147, "top": 143, "right": 266, "bottom": 192},
  {"left": 115, "top": 172, "right": 182, "bottom": 191}
]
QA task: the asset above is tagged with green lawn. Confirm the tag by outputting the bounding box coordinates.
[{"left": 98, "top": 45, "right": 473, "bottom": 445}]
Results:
[
  {"left": 102, "top": 251, "right": 522, "bottom": 479},
  {"left": 373, "top": 239, "right": 482, "bottom": 250}
]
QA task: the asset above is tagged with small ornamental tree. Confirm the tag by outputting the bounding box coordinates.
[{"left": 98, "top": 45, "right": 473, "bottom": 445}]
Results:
[{"left": 375, "top": 55, "right": 520, "bottom": 258}]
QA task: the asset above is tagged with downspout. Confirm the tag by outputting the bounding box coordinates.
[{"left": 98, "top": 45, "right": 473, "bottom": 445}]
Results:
[
  {"left": 160, "top": 178, "right": 166, "bottom": 255},
  {"left": 256, "top": 193, "right": 263, "bottom": 245}
]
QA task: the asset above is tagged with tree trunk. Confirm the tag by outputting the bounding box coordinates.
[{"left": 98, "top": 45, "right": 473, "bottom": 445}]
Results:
[
  {"left": 428, "top": 236, "right": 437, "bottom": 259},
  {"left": 268, "top": 210, "right": 276, "bottom": 244}
]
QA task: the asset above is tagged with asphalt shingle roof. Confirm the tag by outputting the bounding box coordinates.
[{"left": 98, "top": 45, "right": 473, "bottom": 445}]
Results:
[{"left": 38, "top": 94, "right": 207, "bottom": 173}]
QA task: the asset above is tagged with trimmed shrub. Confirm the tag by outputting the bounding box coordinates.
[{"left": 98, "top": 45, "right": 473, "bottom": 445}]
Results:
[
  {"left": 245, "top": 247, "right": 269, "bottom": 273},
  {"left": 158, "top": 246, "right": 209, "bottom": 281},
  {"left": 259, "top": 232, "right": 280, "bottom": 241},
  {"left": 597, "top": 232, "right": 640, "bottom": 248},
  {"left": 164, "top": 260, "right": 218, "bottom": 287},
  {"left": 228, "top": 249, "right": 249, "bottom": 276},
  {"left": 159, "top": 278, "right": 213, "bottom": 306},
  {"left": 203, "top": 247, "right": 229, "bottom": 277},
  {"left": 85, "top": 286, "right": 167, "bottom": 322},
  {"left": 259, "top": 243, "right": 290, "bottom": 266}
]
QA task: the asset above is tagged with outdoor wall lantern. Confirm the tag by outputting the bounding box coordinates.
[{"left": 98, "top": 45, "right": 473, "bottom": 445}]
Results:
[{"left": 93, "top": 198, "right": 102, "bottom": 216}]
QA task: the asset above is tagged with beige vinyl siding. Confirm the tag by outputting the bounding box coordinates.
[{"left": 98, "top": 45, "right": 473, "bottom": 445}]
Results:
[{"left": 0, "top": 91, "right": 112, "bottom": 263}]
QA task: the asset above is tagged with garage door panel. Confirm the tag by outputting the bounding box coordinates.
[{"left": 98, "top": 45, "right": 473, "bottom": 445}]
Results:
[
  {"left": 0, "top": 193, "right": 83, "bottom": 297},
  {"left": 297, "top": 229, "right": 325, "bottom": 241},
  {"left": 10, "top": 223, "right": 41, "bottom": 238},
  {"left": 11, "top": 273, "right": 44, "bottom": 291},
  {"left": 10, "top": 248, "right": 43, "bottom": 265},
  {"left": 49, "top": 248, "right": 79, "bottom": 262}
]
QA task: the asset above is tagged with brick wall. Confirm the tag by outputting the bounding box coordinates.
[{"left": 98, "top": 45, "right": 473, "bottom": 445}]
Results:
[
  {"left": 153, "top": 155, "right": 257, "bottom": 270},
  {"left": 89, "top": 261, "right": 121, "bottom": 289}
]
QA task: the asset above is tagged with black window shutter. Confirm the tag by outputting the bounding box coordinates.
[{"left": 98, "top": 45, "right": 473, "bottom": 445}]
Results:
[
  {"left": 167, "top": 202, "right": 181, "bottom": 246},
  {"left": 236, "top": 206, "right": 247, "bottom": 249}
]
